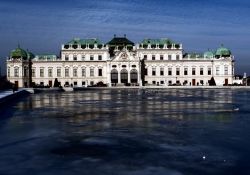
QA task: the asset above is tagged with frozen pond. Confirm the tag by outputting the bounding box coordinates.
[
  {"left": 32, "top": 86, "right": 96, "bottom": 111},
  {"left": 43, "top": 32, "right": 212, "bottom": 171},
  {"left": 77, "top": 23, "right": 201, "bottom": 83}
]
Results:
[{"left": 0, "top": 89, "right": 250, "bottom": 175}]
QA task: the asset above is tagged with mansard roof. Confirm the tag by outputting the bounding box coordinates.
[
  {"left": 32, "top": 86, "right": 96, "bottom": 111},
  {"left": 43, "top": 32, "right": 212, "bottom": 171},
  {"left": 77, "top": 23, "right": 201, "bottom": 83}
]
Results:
[
  {"left": 35, "top": 54, "right": 57, "bottom": 60},
  {"left": 66, "top": 38, "right": 103, "bottom": 45},
  {"left": 106, "top": 35, "right": 134, "bottom": 46},
  {"left": 140, "top": 38, "right": 176, "bottom": 45}
]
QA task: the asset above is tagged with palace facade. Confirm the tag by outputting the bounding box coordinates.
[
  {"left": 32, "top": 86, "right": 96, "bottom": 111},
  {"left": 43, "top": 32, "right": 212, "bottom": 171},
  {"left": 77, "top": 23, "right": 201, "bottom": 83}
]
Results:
[{"left": 6, "top": 35, "right": 235, "bottom": 87}]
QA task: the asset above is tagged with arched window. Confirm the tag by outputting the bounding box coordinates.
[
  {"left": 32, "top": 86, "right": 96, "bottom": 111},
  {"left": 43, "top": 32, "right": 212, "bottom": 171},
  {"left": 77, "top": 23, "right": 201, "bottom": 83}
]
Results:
[
  {"left": 120, "top": 69, "right": 128, "bottom": 83},
  {"left": 111, "top": 69, "right": 118, "bottom": 83},
  {"left": 130, "top": 69, "right": 138, "bottom": 83}
]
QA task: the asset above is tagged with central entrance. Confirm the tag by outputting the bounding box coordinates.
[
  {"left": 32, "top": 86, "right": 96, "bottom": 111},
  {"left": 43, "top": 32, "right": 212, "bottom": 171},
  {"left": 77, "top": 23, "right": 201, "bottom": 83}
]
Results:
[{"left": 121, "top": 69, "right": 128, "bottom": 84}]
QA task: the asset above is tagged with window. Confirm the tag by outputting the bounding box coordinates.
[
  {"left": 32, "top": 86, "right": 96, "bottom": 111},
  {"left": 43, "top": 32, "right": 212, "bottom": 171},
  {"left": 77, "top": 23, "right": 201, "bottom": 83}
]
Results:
[
  {"left": 73, "top": 68, "right": 77, "bottom": 77},
  {"left": 57, "top": 68, "right": 61, "bottom": 77},
  {"left": 160, "top": 81, "right": 164, "bottom": 84},
  {"left": 40, "top": 68, "right": 44, "bottom": 77},
  {"left": 82, "top": 68, "right": 86, "bottom": 77},
  {"left": 32, "top": 68, "right": 35, "bottom": 77},
  {"left": 160, "top": 55, "right": 164, "bottom": 60},
  {"left": 176, "top": 55, "right": 180, "bottom": 60},
  {"left": 152, "top": 55, "right": 155, "bottom": 60},
  {"left": 90, "top": 68, "right": 94, "bottom": 77},
  {"left": 65, "top": 55, "right": 69, "bottom": 61},
  {"left": 82, "top": 55, "right": 85, "bottom": 61},
  {"left": 200, "top": 80, "right": 204, "bottom": 85},
  {"left": 160, "top": 68, "right": 164, "bottom": 76},
  {"left": 73, "top": 55, "right": 77, "bottom": 61},
  {"left": 74, "top": 81, "right": 77, "bottom": 86},
  {"left": 224, "top": 66, "right": 228, "bottom": 75},
  {"left": 90, "top": 55, "right": 94, "bottom": 61},
  {"left": 168, "top": 55, "right": 172, "bottom": 60},
  {"left": 82, "top": 81, "right": 86, "bottom": 86},
  {"left": 176, "top": 67, "right": 180, "bottom": 75},
  {"left": 98, "top": 55, "right": 102, "bottom": 61},
  {"left": 144, "top": 55, "right": 147, "bottom": 60},
  {"left": 14, "top": 67, "right": 19, "bottom": 77},
  {"left": 192, "top": 68, "right": 196, "bottom": 75},
  {"left": 48, "top": 68, "right": 53, "bottom": 77},
  {"left": 208, "top": 67, "right": 212, "bottom": 75},
  {"left": 216, "top": 66, "right": 220, "bottom": 75},
  {"left": 98, "top": 68, "right": 102, "bottom": 76},
  {"left": 7, "top": 67, "right": 10, "bottom": 77},
  {"left": 65, "top": 68, "right": 69, "bottom": 77},
  {"left": 152, "top": 68, "right": 156, "bottom": 76},
  {"left": 200, "top": 68, "right": 204, "bottom": 75},
  {"left": 184, "top": 67, "right": 188, "bottom": 75},
  {"left": 152, "top": 81, "right": 156, "bottom": 85},
  {"left": 168, "top": 68, "right": 172, "bottom": 75}
]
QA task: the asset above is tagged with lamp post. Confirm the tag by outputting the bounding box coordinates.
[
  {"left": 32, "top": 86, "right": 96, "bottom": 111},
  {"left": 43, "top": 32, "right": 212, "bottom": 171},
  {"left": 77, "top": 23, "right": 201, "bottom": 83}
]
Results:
[{"left": 243, "top": 72, "right": 247, "bottom": 86}]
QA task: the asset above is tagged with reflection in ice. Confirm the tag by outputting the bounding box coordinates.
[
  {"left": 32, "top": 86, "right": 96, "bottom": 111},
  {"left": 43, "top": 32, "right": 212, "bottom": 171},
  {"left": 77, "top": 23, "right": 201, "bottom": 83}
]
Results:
[{"left": 0, "top": 89, "right": 250, "bottom": 175}]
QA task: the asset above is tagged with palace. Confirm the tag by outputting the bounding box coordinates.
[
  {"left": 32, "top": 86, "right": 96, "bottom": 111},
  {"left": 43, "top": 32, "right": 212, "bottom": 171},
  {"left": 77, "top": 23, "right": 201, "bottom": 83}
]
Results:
[{"left": 6, "top": 35, "right": 234, "bottom": 87}]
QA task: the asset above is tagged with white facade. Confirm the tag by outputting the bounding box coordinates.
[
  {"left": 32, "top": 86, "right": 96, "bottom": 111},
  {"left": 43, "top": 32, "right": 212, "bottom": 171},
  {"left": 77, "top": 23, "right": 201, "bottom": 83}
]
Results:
[{"left": 6, "top": 37, "right": 235, "bottom": 87}]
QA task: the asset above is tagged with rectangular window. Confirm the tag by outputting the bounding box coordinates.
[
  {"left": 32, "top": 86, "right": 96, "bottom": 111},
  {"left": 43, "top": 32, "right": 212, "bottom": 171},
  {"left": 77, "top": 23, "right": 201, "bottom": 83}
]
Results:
[
  {"left": 40, "top": 68, "right": 44, "bottom": 77},
  {"left": 176, "top": 55, "right": 180, "bottom": 60},
  {"left": 160, "top": 55, "right": 164, "bottom": 60},
  {"left": 90, "top": 68, "right": 94, "bottom": 77},
  {"left": 224, "top": 66, "right": 228, "bottom": 75},
  {"left": 168, "top": 55, "right": 172, "bottom": 60},
  {"left": 152, "top": 55, "right": 155, "bottom": 60},
  {"left": 32, "top": 68, "right": 35, "bottom": 77},
  {"left": 168, "top": 68, "right": 172, "bottom": 75},
  {"left": 98, "top": 55, "right": 102, "bottom": 61},
  {"left": 160, "top": 68, "right": 164, "bottom": 76},
  {"left": 200, "top": 68, "right": 204, "bottom": 75},
  {"left": 216, "top": 66, "right": 220, "bottom": 75},
  {"left": 65, "top": 68, "right": 69, "bottom": 77},
  {"left": 90, "top": 55, "right": 94, "bottom": 61},
  {"left": 160, "top": 81, "right": 164, "bottom": 84},
  {"left": 192, "top": 68, "right": 196, "bottom": 75},
  {"left": 57, "top": 68, "right": 61, "bottom": 77},
  {"left": 152, "top": 68, "right": 156, "bottom": 76},
  {"left": 152, "top": 81, "right": 156, "bottom": 85},
  {"left": 82, "top": 68, "right": 86, "bottom": 77},
  {"left": 82, "top": 81, "right": 86, "bottom": 86},
  {"left": 73, "top": 68, "right": 77, "bottom": 77},
  {"left": 98, "top": 68, "right": 102, "bottom": 76},
  {"left": 14, "top": 68, "right": 19, "bottom": 77},
  {"left": 144, "top": 55, "right": 147, "bottom": 60},
  {"left": 208, "top": 67, "right": 212, "bottom": 75},
  {"left": 65, "top": 55, "right": 69, "bottom": 61},
  {"left": 73, "top": 55, "right": 77, "bottom": 61},
  {"left": 184, "top": 67, "right": 188, "bottom": 75},
  {"left": 48, "top": 68, "right": 53, "bottom": 77},
  {"left": 176, "top": 67, "right": 180, "bottom": 75}
]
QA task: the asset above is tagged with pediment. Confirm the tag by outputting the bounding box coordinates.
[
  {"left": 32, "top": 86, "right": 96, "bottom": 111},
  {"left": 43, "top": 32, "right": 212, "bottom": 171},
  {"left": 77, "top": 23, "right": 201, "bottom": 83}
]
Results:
[{"left": 111, "top": 50, "right": 137, "bottom": 62}]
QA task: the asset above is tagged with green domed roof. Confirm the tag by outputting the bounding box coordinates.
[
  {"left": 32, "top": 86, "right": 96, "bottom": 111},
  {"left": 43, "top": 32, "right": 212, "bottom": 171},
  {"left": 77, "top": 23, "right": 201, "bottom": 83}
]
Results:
[
  {"left": 11, "top": 47, "right": 28, "bottom": 59},
  {"left": 204, "top": 51, "right": 214, "bottom": 59},
  {"left": 215, "top": 46, "right": 231, "bottom": 57}
]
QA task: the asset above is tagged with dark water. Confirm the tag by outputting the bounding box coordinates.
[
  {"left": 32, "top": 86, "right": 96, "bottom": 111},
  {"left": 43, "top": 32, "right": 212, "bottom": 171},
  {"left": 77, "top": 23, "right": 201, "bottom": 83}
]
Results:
[{"left": 0, "top": 89, "right": 250, "bottom": 175}]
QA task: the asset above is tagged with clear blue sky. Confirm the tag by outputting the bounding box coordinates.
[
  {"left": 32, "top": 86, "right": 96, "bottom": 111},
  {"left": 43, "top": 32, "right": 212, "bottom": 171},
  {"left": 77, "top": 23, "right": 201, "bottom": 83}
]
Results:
[{"left": 0, "top": 0, "right": 250, "bottom": 75}]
